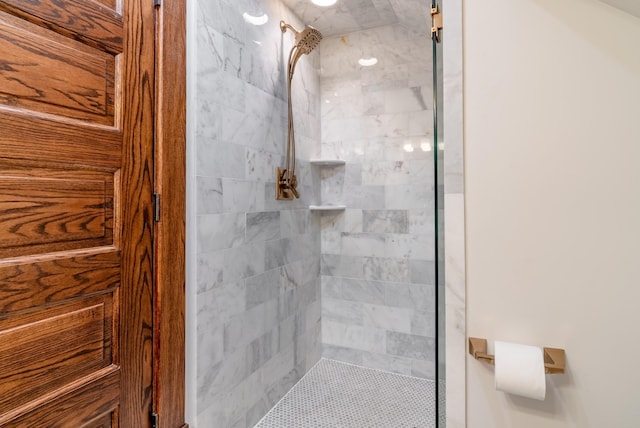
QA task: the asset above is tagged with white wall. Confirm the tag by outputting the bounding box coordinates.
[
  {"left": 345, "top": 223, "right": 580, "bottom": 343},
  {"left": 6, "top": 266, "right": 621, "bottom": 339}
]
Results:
[{"left": 464, "top": 0, "right": 640, "bottom": 427}]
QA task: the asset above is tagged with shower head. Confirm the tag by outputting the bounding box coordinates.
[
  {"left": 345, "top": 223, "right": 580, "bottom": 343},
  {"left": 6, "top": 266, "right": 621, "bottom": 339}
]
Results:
[
  {"left": 295, "top": 26, "right": 323, "bottom": 54},
  {"left": 280, "top": 21, "right": 323, "bottom": 55}
]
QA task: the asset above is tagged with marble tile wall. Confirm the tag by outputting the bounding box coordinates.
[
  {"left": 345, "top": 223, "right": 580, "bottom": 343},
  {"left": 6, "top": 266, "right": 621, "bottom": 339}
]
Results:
[
  {"left": 318, "top": 23, "right": 437, "bottom": 378},
  {"left": 193, "top": 0, "right": 322, "bottom": 426},
  {"left": 442, "top": 0, "right": 467, "bottom": 425}
]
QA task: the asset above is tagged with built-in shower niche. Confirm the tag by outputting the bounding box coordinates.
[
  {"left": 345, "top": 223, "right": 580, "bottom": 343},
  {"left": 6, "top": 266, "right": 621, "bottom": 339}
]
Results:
[{"left": 309, "top": 159, "right": 346, "bottom": 211}]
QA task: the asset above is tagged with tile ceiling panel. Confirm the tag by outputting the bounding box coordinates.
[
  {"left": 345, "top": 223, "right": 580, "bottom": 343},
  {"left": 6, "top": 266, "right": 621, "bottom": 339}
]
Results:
[{"left": 281, "top": 0, "right": 431, "bottom": 37}]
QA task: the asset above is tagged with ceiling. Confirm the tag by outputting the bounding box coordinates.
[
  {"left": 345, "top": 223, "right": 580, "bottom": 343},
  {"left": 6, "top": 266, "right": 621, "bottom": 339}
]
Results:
[
  {"left": 281, "top": 0, "right": 431, "bottom": 37},
  {"left": 599, "top": 0, "right": 640, "bottom": 18}
]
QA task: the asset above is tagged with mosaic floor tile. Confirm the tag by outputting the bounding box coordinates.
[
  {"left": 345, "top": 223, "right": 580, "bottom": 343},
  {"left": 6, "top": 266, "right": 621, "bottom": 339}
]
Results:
[{"left": 255, "top": 358, "right": 444, "bottom": 428}]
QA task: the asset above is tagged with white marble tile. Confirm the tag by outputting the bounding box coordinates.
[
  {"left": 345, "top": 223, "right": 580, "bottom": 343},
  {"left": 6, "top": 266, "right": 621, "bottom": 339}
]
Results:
[
  {"left": 196, "top": 176, "right": 223, "bottom": 215},
  {"left": 323, "top": 320, "right": 386, "bottom": 354},
  {"left": 222, "top": 179, "right": 266, "bottom": 213},
  {"left": 361, "top": 351, "right": 413, "bottom": 376},
  {"left": 385, "top": 233, "right": 434, "bottom": 261},
  {"left": 197, "top": 250, "right": 224, "bottom": 293},
  {"left": 322, "top": 298, "right": 364, "bottom": 325},
  {"left": 386, "top": 331, "right": 435, "bottom": 360},
  {"left": 193, "top": 0, "right": 323, "bottom": 426},
  {"left": 246, "top": 211, "right": 281, "bottom": 243},
  {"left": 223, "top": 242, "right": 266, "bottom": 284},
  {"left": 197, "top": 212, "right": 245, "bottom": 253},
  {"left": 385, "top": 282, "right": 435, "bottom": 311},
  {"left": 362, "top": 303, "right": 411, "bottom": 333},
  {"left": 385, "top": 183, "right": 433, "bottom": 210},
  {"left": 196, "top": 139, "right": 245, "bottom": 179},
  {"left": 322, "top": 276, "right": 386, "bottom": 305},
  {"left": 363, "top": 257, "right": 410, "bottom": 282}
]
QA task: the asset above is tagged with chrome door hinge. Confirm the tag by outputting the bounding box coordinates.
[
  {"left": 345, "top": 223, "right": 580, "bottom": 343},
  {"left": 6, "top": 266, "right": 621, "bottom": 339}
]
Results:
[
  {"left": 153, "top": 193, "right": 161, "bottom": 222},
  {"left": 154, "top": 0, "right": 161, "bottom": 7},
  {"left": 150, "top": 412, "right": 159, "bottom": 428},
  {"left": 431, "top": 4, "right": 443, "bottom": 42}
]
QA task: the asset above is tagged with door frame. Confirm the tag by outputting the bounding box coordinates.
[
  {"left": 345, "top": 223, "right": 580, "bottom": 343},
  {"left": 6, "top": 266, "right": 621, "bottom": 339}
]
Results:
[{"left": 152, "top": 1, "right": 187, "bottom": 427}]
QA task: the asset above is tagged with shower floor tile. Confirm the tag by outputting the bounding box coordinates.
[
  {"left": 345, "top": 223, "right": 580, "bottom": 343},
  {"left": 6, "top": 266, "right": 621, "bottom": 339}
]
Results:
[{"left": 254, "top": 358, "right": 440, "bottom": 428}]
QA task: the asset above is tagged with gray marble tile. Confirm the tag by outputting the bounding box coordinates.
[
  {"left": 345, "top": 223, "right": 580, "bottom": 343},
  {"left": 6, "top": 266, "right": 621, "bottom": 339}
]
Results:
[
  {"left": 411, "top": 310, "right": 436, "bottom": 337},
  {"left": 246, "top": 148, "right": 283, "bottom": 183},
  {"left": 411, "top": 357, "right": 436, "bottom": 380},
  {"left": 222, "top": 179, "right": 265, "bottom": 213},
  {"left": 278, "top": 287, "right": 299, "bottom": 322},
  {"left": 342, "top": 184, "right": 386, "bottom": 210},
  {"left": 197, "top": 212, "right": 245, "bottom": 253},
  {"left": 322, "top": 276, "right": 386, "bottom": 305},
  {"left": 197, "top": 346, "right": 247, "bottom": 414},
  {"left": 322, "top": 298, "right": 364, "bottom": 325},
  {"left": 385, "top": 282, "right": 435, "bottom": 311},
  {"left": 246, "top": 330, "right": 276, "bottom": 375},
  {"left": 361, "top": 351, "right": 413, "bottom": 376},
  {"left": 196, "top": 139, "right": 245, "bottom": 179},
  {"left": 277, "top": 315, "right": 296, "bottom": 353},
  {"left": 362, "top": 303, "right": 411, "bottom": 333},
  {"left": 246, "top": 211, "right": 280, "bottom": 243},
  {"left": 363, "top": 210, "right": 409, "bottom": 233},
  {"left": 320, "top": 254, "right": 364, "bottom": 278},
  {"left": 323, "top": 320, "right": 386, "bottom": 354},
  {"left": 363, "top": 257, "right": 410, "bottom": 282},
  {"left": 280, "top": 209, "right": 309, "bottom": 237},
  {"left": 410, "top": 259, "right": 435, "bottom": 284},
  {"left": 196, "top": 251, "right": 224, "bottom": 293},
  {"left": 196, "top": 176, "right": 223, "bottom": 215},
  {"left": 246, "top": 268, "right": 280, "bottom": 310},
  {"left": 385, "top": 233, "right": 434, "bottom": 261},
  {"left": 384, "top": 183, "right": 433, "bottom": 210},
  {"left": 322, "top": 344, "right": 365, "bottom": 366},
  {"left": 265, "top": 237, "right": 307, "bottom": 270},
  {"left": 386, "top": 331, "right": 435, "bottom": 360},
  {"left": 223, "top": 242, "right": 266, "bottom": 284},
  {"left": 224, "top": 300, "right": 278, "bottom": 356}
]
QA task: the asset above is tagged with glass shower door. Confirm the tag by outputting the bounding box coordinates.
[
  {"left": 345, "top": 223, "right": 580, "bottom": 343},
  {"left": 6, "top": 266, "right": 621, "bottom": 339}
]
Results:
[{"left": 432, "top": 0, "right": 446, "bottom": 426}]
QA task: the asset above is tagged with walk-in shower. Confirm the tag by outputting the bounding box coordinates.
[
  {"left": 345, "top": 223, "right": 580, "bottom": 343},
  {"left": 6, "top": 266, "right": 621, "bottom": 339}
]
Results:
[{"left": 190, "top": 0, "right": 447, "bottom": 425}]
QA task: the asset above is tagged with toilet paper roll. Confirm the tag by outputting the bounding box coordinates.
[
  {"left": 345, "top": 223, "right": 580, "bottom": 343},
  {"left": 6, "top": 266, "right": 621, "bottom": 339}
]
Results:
[{"left": 494, "top": 341, "right": 546, "bottom": 400}]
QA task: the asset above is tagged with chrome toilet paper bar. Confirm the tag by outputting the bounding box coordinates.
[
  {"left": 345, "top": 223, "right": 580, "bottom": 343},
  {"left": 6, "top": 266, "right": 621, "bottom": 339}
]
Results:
[{"left": 468, "top": 337, "right": 565, "bottom": 374}]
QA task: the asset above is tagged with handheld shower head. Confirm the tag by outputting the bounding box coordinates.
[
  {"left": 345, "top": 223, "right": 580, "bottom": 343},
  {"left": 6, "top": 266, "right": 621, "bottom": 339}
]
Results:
[
  {"left": 280, "top": 21, "right": 323, "bottom": 55},
  {"left": 295, "top": 27, "right": 322, "bottom": 54},
  {"left": 276, "top": 21, "right": 324, "bottom": 200}
]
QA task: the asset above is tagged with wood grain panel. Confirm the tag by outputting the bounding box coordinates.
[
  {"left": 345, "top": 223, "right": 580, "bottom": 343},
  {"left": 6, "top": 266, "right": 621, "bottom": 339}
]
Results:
[
  {"left": 0, "top": 107, "right": 122, "bottom": 168},
  {"left": 84, "top": 412, "right": 114, "bottom": 428},
  {"left": 0, "top": 295, "right": 113, "bottom": 416},
  {"left": 153, "top": 0, "right": 187, "bottom": 425},
  {"left": 0, "top": 11, "right": 115, "bottom": 124},
  {"left": 2, "top": 367, "right": 119, "bottom": 427},
  {"left": 117, "top": 0, "right": 155, "bottom": 424},
  {"left": 0, "top": 0, "right": 123, "bottom": 53},
  {"left": 0, "top": 177, "right": 111, "bottom": 257},
  {"left": 0, "top": 249, "right": 120, "bottom": 314}
]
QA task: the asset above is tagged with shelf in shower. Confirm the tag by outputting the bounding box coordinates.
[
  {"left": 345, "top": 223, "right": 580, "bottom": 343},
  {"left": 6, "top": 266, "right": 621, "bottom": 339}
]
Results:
[
  {"left": 310, "top": 159, "right": 346, "bottom": 166},
  {"left": 309, "top": 204, "right": 347, "bottom": 211}
]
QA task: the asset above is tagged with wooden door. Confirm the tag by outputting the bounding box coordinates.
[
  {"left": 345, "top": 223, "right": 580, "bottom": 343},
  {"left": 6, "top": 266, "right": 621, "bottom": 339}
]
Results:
[{"left": 0, "top": 0, "right": 155, "bottom": 426}]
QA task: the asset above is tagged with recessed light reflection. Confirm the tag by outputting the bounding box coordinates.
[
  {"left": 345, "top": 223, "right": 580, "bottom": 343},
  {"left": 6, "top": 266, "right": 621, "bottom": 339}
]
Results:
[
  {"left": 311, "top": 0, "right": 338, "bottom": 6},
  {"left": 358, "top": 57, "right": 378, "bottom": 67},
  {"left": 403, "top": 144, "right": 414, "bottom": 153},
  {"left": 243, "top": 12, "right": 269, "bottom": 26},
  {"left": 421, "top": 142, "right": 432, "bottom": 152}
]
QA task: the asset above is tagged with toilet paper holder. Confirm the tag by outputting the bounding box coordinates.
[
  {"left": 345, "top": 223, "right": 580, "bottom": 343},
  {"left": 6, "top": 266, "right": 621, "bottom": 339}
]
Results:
[{"left": 469, "top": 337, "right": 565, "bottom": 374}]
